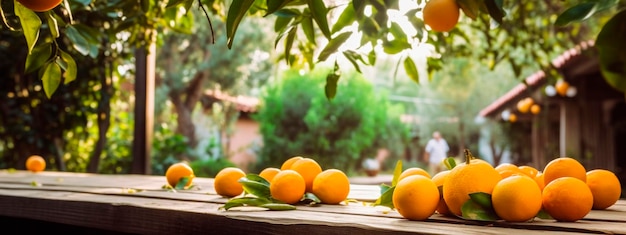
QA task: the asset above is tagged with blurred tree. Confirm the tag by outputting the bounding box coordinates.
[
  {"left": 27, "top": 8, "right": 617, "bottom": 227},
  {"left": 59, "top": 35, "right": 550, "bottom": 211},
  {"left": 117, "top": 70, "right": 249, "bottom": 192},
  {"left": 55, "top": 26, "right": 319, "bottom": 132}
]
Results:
[
  {"left": 254, "top": 68, "right": 409, "bottom": 174},
  {"left": 155, "top": 13, "right": 274, "bottom": 149}
]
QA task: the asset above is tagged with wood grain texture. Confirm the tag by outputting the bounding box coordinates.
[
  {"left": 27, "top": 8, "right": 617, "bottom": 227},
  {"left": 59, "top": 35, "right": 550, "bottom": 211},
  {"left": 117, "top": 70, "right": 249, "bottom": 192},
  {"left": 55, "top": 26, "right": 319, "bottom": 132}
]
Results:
[{"left": 0, "top": 170, "right": 624, "bottom": 234}]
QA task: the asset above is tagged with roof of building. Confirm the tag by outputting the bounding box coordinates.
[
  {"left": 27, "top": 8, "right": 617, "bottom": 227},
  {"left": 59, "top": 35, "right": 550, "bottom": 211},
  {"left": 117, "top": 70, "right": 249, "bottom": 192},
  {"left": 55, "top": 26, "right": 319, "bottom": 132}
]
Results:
[{"left": 478, "top": 40, "right": 596, "bottom": 118}]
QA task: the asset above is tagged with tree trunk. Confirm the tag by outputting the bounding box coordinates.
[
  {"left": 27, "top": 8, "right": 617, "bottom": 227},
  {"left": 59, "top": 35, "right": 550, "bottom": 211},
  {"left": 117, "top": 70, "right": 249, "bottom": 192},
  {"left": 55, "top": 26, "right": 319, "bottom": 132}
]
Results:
[
  {"left": 490, "top": 138, "right": 504, "bottom": 166},
  {"left": 87, "top": 53, "right": 112, "bottom": 173},
  {"left": 169, "top": 71, "right": 207, "bottom": 148}
]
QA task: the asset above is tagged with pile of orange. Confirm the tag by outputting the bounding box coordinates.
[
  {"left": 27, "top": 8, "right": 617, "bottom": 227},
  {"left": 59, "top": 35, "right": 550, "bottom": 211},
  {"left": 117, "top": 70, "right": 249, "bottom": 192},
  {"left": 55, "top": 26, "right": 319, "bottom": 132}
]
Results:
[
  {"left": 213, "top": 156, "right": 351, "bottom": 205},
  {"left": 392, "top": 154, "right": 621, "bottom": 222}
]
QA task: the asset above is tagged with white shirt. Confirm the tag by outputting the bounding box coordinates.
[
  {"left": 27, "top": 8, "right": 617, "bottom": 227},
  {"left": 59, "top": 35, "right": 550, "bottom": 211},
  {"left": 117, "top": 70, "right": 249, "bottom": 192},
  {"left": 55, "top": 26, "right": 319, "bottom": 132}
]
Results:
[{"left": 425, "top": 138, "right": 449, "bottom": 163}]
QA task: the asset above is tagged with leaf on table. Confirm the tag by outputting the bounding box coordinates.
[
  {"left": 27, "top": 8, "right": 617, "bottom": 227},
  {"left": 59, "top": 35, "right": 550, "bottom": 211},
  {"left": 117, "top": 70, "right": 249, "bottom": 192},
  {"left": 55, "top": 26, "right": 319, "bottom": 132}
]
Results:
[
  {"left": 443, "top": 157, "right": 457, "bottom": 170},
  {"left": 469, "top": 192, "right": 493, "bottom": 209},
  {"left": 460, "top": 197, "right": 499, "bottom": 221},
  {"left": 301, "top": 192, "right": 321, "bottom": 206},
  {"left": 175, "top": 176, "right": 191, "bottom": 190},
  {"left": 239, "top": 174, "right": 271, "bottom": 199},
  {"left": 535, "top": 209, "right": 553, "bottom": 220},
  {"left": 221, "top": 196, "right": 271, "bottom": 211},
  {"left": 391, "top": 160, "right": 403, "bottom": 187},
  {"left": 373, "top": 185, "right": 395, "bottom": 209}
]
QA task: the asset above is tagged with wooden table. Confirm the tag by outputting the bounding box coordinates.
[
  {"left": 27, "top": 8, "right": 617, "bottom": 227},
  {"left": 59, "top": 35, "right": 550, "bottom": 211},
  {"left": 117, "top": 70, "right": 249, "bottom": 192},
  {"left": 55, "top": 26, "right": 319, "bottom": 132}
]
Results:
[{"left": 0, "top": 170, "right": 624, "bottom": 234}]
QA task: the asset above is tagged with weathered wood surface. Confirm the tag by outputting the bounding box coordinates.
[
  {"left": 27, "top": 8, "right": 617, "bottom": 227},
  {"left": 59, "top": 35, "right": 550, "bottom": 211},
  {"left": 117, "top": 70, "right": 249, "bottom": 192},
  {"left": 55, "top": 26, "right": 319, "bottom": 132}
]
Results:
[{"left": 0, "top": 170, "right": 624, "bottom": 235}]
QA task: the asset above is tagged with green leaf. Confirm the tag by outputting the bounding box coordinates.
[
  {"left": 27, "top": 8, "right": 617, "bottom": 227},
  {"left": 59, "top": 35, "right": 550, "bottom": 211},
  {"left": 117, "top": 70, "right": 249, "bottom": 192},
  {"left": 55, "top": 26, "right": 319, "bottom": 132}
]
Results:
[
  {"left": 536, "top": 209, "right": 553, "bottom": 220},
  {"left": 260, "top": 203, "right": 297, "bottom": 210},
  {"left": 391, "top": 160, "right": 403, "bottom": 186},
  {"left": 59, "top": 50, "right": 77, "bottom": 84},
  {"left": 456, "top": 0, "right": 483, "bottom": 20},
  {"left": 555, "top": 2, "right": 596, "bottom": 27},
  {"left": 342, "top": 50, "right": 365, "bottom": 73},
  {"left": 41, "top": 62, "right": 62, "bottom": 99},
  {"left": 331, "top": 2, "right": 356, "bottom": 34},
  {"left": 484, "top": 0, "right": 505, "bottom": 25},
  {"left": 140, "top": 0, "right": 150, "bottom": 12},
  {"left": 284, "top": 24, "right": 297, "bottom": 65},
  {"left": 14, "top": 1, "right": 41, "bottom": 54},
  {"left": 222, "top": 197, "right": 271, "bottom": 210},
  {"left": 460, "top": 199, "right": 499, "bottom": 221},
  {"left": 307, "top": 0, "right": 331, "bottom": 39},
  {"left": 65, "top": 26, "right": 90, "bottom": 56},
  {"left": 469, "top": 192, "right": 493, "bottom": 209},
  {"left": 373, "top": 186, "right": 395, "bottom": 209},
  {"left": 166, "top": 0, "right": 188, "bottom": 8},
  {"left": 301, "top": 192, "right": 321, "bottom": 205},
  {"left": 46, "top": 11, "right": 59, "bottom": 38},
  {"left": 25, "top": 43, "right": 52, "bottom": 74},
  {"left": 318, "top": 31, "right": 352, "bottom": 61},
  {"left": 403, "top": 56, "right": 419, "bottom": 83},
  {"left": 384, "top": 0, "right": 400, "bottom": 10},
  {"left": 382, "top": 39, "right": 410, "bottom": 54},
  {"left": 389, "top": 22, "right": 408, "bottom": 43},
  {"left": 175, "top": 176, "right": 190, "bottom": 190},
  {"left": 380, "top": 184, "right": 391, "bottom": 195},
  {"left": 226, "top": 0, "right": 255, "bottom": 48},
  {"left": 596, "top": 9, "right": 626, "bottom": 93},
  {"left": 324, "top": 61, "right": 341, "bottom": 100},
  {"left": 301, "top": 12, "right": 316, "bottom": 44},
  {"left": 443, "top": 157, "right": 457, "bottom": 170},
  {"left": 239, "top": 174, "right": 271, "bottom": 199},
  {"left": 266, "top": 0, "right": 291, "bottom": 16}
]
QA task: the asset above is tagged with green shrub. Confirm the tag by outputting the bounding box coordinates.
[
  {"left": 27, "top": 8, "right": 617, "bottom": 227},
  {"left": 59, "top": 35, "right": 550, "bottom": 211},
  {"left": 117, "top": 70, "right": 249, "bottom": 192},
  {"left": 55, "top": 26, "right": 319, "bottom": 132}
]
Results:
[
  {"left": 189, "top": 157, "right": 237, "bottom": 178},
  {"left": 253, "top": 68, "right": 409, "bottom": 175}
]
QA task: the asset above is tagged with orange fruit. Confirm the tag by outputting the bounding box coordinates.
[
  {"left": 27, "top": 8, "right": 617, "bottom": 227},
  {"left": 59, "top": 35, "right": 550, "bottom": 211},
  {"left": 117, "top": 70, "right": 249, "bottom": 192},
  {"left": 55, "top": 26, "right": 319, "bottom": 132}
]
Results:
[
  {"left": 495, "top": 163, "right": 522, "bottom": 179},
  {"left": 509, "top": 113, "right": 517, "bottom": 122},
  {"left": 289, "top": 157, "right": 322, "bottom": 192},
  {"left": 492, "top": 175, "right": 542, "bottom": 222},
  {"left": 165, "top": 162, "right": 195, "bottom": 188},
  {"left": 431, "top": 170, "right": 452, "bottom": 216},
  {"left": 543, "top": 157, "right": 586, "bottom": 185},
  {"left": 530, "top": 104, "right": 541, "bottom": 114},
  {"left": 25, "top": 155, "right": 46, "bottom": 172},
  {"left": 398, "top": 167, "right": 431, "bottom": 181},
  {"left": 443, "top": 154, "right": 502, "bottom": 216},
  {"left": 16, "top": 0, "right": 62, "bottom": 12},
  {"left": 312, "top": 169, "right": 350, "bottom": 204},
  {"left": 259, "top": 167, "right": 280, "bottom": 182},
  {"left": 542, "top": 177, "right": 593, "bottom": 222},
  {"left": 518, "top": 165, "right": 539, "bottom": 178},
  {"left": 555, "top": 80, "right": 569, "bottom": 96},
  {"left": 281, "top": 156, "right": 303, "bottom": 170},
  {"left": 392, "top": 175, "right": 440, "bottom": 220},
  {"left": 586, "top": 169, "right": 622, "bottom": 210},
  {"left": 213, "top": 167, "right": 245, "bottom": 197},
  {"left": 516, "top": 98, "right": 533, "bottom": 113},
  {"left": 422, "top": 0, "right": 460, "bottom": 32},
  {"left": 270, "top": 169, "right": 306, "bottom": 204},
  {"left": 534, "top": 172, "right": 545, "bottom": 191}
]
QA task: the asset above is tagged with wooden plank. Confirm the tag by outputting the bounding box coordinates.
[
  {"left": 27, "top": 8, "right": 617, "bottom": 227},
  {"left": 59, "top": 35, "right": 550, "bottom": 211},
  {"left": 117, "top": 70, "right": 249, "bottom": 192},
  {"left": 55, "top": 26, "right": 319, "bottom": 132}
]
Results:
[
  {"left": 0, "top": 188, "right": 594, "bottom": 235},
  {"left": 2, "top": 170, "right": 626, "bottom": 234}
]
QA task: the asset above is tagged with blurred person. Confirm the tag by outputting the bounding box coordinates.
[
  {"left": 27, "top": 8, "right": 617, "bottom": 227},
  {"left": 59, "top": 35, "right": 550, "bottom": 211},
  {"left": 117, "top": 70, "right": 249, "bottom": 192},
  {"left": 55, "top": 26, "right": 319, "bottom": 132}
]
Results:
[{"left": 424, "top": 131, "right": 449, "bottom": 174}]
